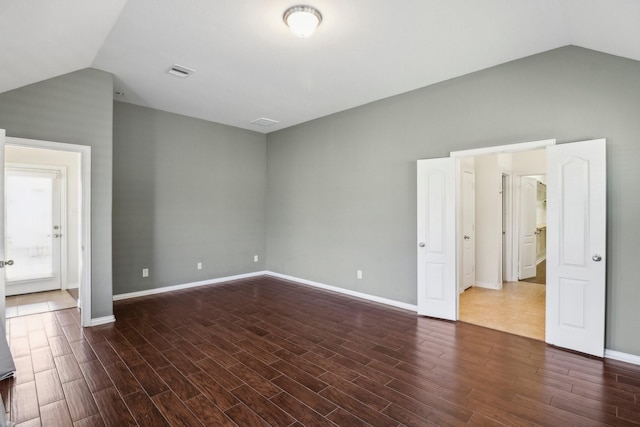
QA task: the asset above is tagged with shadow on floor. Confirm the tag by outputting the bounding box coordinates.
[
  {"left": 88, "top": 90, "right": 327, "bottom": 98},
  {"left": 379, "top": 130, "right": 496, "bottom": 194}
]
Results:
[{"left": 520, "top": 259, "right": 546, "bottom": 285}]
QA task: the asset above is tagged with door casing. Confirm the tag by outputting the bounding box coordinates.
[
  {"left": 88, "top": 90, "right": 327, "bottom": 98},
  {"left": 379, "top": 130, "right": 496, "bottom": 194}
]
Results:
[
  {"left": 461, "top": 170, "right": 475, "bottom": 292},
  {"left": 6, "top": 137, "right": 92, "bottom": 327}
]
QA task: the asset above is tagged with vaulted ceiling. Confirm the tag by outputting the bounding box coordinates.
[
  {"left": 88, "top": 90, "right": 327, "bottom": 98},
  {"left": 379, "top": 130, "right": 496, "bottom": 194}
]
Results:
[{"left": 2, "top": 0, "right": 639, "bottom": 133}]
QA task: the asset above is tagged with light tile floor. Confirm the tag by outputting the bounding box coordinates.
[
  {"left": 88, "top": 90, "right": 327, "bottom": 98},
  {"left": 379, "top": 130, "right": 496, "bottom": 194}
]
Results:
[
  {"left": 5, "top": 289, "right": 78, "bottom": 318},
  {"left": 459, "top": 281, "right": 546, "bottom": 341}
]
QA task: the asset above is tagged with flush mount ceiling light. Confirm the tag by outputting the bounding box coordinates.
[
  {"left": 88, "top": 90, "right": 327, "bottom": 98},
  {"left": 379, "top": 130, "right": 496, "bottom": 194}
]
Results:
[{"left": 283, "top": 5, "right": 322, "bottom": 38}]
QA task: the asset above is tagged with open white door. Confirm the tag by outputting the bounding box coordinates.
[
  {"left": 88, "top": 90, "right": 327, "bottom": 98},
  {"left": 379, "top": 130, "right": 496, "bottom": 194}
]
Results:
[
  {"left": 417, "top": 158, "right": 456, "bottom": 320},
  {"left": 0, "top": 129, "right": 17, "bottom": 379},
  {"left": 0, "top": 130, "right": 5, "bottom": 324},
  {"left": 518, "top": 176, "right": 537, "bottom": 279},
  {"left": 546, "top": 139, "right": 606, "bottom": 357}
]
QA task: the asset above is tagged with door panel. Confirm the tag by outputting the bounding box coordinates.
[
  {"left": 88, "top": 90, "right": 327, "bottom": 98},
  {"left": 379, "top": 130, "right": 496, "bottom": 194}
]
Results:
[
  {"left": 546, "top": 139, "right": 606, "bottom": 357},
  {"left": 519, "top": 177, "right": 537, "bottom": 279},
  {"left": 0, "top": 130, "right": 6, "bottom": 324},
  {"left": 0, "top": 129, "right": 17, "bottom": 379},
  {"left": 417, "top": 158, "right": 456, "bottom": 320}
]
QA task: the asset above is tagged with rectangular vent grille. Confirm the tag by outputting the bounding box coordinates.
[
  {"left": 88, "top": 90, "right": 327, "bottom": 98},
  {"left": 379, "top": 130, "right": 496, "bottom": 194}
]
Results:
[
  {"left": 168, "top": 64, "right": 195, "bottom": 78},
  {"left": 251, "top": 117, "right": 279, "bottom": 126}
]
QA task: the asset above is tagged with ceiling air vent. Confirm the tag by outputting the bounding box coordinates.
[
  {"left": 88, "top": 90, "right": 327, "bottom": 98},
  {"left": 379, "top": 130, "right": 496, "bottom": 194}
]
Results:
[
  {"left": 251, "top": 117, "right": 279, "bottom": 127},
  {"left": 167, "top": 64, "right": 195, "bottom": 78}
]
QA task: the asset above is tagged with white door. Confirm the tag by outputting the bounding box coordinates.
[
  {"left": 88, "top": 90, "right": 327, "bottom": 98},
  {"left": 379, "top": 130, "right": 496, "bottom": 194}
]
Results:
[
  {"left": 5, "top": 167, "right": 62, "bottom": 296},
  {"left": 0, "top": 129, "right": 16, "bottom": 379},
  {"left": 417, "top": 158, "right": 456, "bottom": 320},
  {"left": 462, "top": 170, "right": 475, "bottom": 291},
  {"left": 546, "top": 139, "right": 606, "bottom": 357},
  {"left": 0, "top": 130, "right": 6, "bottom": 324},
  {"left": 518, "top": 177, "right": 537, "bottom": 279}
]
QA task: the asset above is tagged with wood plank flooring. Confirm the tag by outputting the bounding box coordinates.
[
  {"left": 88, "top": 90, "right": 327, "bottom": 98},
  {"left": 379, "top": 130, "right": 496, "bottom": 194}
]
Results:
[{"left": 2, "top": 276, "right": 640, "bottom": 426}]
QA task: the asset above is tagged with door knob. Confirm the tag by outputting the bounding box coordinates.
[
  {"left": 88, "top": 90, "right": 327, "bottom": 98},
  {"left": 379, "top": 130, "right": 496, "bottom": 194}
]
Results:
[
  {"left": 0, "top": 260, "right": 14, "bottom": 268},
  {"left": 54, "top": 234, "right": 61, "bottom": 238},
  {"left": 418, "top": 242, "right": 425, "bottom": 247},
  {"left": 592, "top": 254, "right": 602, "bottom": 262},
  {"left": 464, "top": 235, "right": 470, "bottom": 240}
]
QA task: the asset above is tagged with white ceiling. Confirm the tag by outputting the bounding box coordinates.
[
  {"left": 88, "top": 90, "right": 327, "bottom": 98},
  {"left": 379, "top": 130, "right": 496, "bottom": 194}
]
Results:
[{"left": 3, "top": 0, "right": 640, "bottom": 133}]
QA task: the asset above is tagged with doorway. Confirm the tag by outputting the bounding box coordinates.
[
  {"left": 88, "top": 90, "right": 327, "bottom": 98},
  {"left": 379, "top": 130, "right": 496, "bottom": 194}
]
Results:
[
  {"left": 5, "top": 165, "right": 64, "bottom": 295},
  {"left": 457, "top": 152, "right": 547, "bottom": 340},
  {"left": 4, "top": 150, "right": 80, "bottom": 317},
  {"left": 3, "top": 137, "right": 92, "bottom": 326},
  {"left": 417, "top": 138, "right": 607, "bottom": 357}
]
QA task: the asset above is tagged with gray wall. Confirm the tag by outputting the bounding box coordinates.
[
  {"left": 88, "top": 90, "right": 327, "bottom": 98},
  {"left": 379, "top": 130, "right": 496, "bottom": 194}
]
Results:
[
  {"left": 0, "top": 69, "right": 114, "bottom": 319},
  {"left": 266, "top": 46, "right": 640, "bottom": 355},
  {"left": 112, "top": 102, "right": 266, "bottom": 295}
]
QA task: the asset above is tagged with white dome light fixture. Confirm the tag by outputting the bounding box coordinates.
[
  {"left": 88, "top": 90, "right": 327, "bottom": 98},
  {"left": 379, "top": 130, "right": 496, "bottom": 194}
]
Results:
[{"left": 283, "top": 5, "right": 322, "bottom": 38}]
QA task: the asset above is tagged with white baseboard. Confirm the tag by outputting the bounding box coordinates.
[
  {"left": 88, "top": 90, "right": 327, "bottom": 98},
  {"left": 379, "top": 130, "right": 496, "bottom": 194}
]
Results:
[
  {"left": 605, "top": 349, "right": 640, "bottom": 366},
  {"left": 107, "top": 270, "right": 640, "bottom": 366},
  {"left": 90, "top": 315, "right": 115, "bottom": 327},
  {"left": 265, "top": 271, "right": 418, "bottom": 312},
  {"left": 112, "top": 271, "right": 268, "bottom": 301}
]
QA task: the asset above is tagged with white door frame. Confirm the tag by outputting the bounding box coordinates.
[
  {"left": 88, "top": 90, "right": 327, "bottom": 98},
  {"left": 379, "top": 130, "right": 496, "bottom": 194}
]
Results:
[
  {"left": 5, "top": 163, "right": 68, "bottom": 294},
  {"left": 6, "top": 137, "right": 92, "bottom": 327},
  {"left": 460, "top": 169, "right": 475, "bottom": 292},
  {"left": 500, "top": 173, "right": 513, "bottom": 283}
]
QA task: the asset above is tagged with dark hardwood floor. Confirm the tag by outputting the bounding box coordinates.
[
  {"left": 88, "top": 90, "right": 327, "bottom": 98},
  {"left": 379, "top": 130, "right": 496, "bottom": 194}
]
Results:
[{"left": 2, "top": 275, "right": 640, "bottom": 426}]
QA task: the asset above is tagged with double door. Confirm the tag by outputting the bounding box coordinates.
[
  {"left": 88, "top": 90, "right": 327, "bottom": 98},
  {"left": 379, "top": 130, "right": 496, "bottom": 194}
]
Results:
[{"left": 417, "top": 139, "right": 607, "bottom": 357}]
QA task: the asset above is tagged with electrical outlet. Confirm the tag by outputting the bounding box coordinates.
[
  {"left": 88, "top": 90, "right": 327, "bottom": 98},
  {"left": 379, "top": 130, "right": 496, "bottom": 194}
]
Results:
[
  {"left": 197, "top": 262, "right": 202, "bottom": 270},
  {"left": 142, "top": 268, "right": 149, "bottom": 278},
  {"left": 254, "top": 255, "right": 259, "bottom": 262},
  {"left": 357, "top": 270, "right": 363, "bottom": 279}
]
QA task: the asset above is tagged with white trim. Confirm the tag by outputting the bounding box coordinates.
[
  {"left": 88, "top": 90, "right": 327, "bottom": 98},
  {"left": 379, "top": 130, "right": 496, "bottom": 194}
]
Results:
[
  {"left": 605, "top": 349, "right": 640, "bottom": 366},
  {"left": 6, "top": 137, "right": 92, "bottom": 327},
  {"left": 266, "top": 271, "right": 418, "bottom": 312},
  {"left": 113, "top": 271, "right": 267, "bottom": 301},
  {"left": 450, "top": 139, "right": 556, "bottom": 158},
  {"left": 89, "top": 315, "right": 115, "bottom": 327},
  {"left": 501, "top": 172, "right": 515, "bottom": 283}
]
